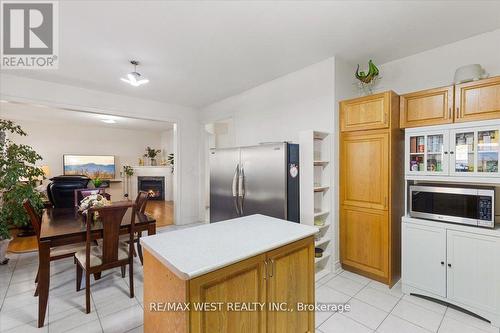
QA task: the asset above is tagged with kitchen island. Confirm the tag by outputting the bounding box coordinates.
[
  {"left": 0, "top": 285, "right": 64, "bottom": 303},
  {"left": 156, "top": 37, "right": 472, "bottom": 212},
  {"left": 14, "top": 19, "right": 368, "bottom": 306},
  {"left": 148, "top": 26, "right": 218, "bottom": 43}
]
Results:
[{"left": 140, "top": 214, "right": 318, "bottom": 333}]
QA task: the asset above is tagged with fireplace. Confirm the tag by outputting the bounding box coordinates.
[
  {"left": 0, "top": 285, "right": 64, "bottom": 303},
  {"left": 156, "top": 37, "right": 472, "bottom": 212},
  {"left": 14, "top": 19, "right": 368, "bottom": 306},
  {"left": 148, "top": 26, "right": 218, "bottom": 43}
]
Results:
[{"left": 138, "top": 176, "right": 165, "bottom": 201}]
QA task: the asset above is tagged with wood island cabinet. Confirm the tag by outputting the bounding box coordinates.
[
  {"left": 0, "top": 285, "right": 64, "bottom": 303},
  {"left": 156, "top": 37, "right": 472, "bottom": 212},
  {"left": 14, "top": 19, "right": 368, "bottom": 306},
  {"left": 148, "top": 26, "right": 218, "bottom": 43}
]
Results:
[
  {"left": 144, "top": 237, "right": 315, "bottom": 333},
  {"left": 339, "top": 91, "right": 403, "bottom": 286}
]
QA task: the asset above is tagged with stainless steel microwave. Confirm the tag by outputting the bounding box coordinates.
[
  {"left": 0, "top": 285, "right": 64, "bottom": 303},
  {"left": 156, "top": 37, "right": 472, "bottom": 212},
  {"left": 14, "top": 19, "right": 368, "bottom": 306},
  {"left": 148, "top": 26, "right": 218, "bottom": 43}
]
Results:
[{"left": 409, "top": 185, "right": 495, "bottom": 228}]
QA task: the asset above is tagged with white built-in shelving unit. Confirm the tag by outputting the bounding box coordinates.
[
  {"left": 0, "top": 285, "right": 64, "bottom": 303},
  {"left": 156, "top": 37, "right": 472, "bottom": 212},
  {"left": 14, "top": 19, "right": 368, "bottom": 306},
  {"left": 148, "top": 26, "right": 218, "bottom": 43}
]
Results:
[{"left": 299, "top": 130, "right": 333, "bottom": 281}]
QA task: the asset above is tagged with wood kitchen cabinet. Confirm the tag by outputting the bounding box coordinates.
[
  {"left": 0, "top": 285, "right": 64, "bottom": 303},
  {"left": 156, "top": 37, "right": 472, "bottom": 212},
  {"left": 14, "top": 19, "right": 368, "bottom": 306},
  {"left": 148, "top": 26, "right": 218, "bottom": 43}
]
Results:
[
  {"left": 266, "top": 238, "right": 315, "bottom": 333},
  {"left": 190, "top": 254, "right": 268, "bottom": 333},
  {"left": 340, "top": 206, "right": 389, "bottom": 279},
  {"left": 340, "top": 131, "right": 389, "bottom": 210},
  {"left": 400, "top": 76, "right": 500, "bottom": 128},
  {"left": 455, "top": 76, "right": 500, "bottom": 122},
  {"left": 340, "top": 91, "right": 396, "bottom": 132},
  {"left": 400, "top": 85, "right": 454, "bottom": 128},
  {"left": 144, "top": 236, "right": 315, "bottom": 333},
  {"left": 339, "top": 91, "right": 403, "bottom": 286}
]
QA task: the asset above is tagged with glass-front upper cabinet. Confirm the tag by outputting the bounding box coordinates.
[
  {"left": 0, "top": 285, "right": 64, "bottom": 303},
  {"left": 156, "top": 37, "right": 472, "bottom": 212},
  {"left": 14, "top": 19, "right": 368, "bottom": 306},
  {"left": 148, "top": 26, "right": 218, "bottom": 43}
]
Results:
[
  {"left": 450, "top": 126, "right": 500, "bottom": 177},
  {"left": 453, "top": 131, "right": 475, "bottom": 173},
  {"left": 406, "top": 131, "right": 448, "bottom": 175},
  {"left": 477, "top": 129, "right": 499, "bottom": 174}
]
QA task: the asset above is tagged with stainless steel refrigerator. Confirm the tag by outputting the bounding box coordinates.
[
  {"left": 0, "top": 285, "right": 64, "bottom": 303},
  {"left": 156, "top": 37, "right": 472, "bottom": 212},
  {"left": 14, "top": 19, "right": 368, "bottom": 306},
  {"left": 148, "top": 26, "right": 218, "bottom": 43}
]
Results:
[{"left": 210, "top": 142, "right": 299, "bottom": 223}]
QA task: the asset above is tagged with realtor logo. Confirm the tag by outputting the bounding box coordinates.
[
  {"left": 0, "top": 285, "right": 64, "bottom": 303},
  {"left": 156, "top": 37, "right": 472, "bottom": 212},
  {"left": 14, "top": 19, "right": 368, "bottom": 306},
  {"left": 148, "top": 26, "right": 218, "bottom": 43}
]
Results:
[{"left": 1, "top": 1, "right": 58, "bottom": 69}]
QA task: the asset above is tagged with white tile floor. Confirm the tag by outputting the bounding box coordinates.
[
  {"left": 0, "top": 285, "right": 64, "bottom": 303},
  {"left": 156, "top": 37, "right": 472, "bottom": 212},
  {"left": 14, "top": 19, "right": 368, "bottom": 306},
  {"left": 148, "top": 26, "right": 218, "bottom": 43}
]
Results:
[
  {"left": 1, "top": 225, "right": 498, "bottom": 333},
  {"left": 315, "top": 271, "right": 500, "bottom": 333}
]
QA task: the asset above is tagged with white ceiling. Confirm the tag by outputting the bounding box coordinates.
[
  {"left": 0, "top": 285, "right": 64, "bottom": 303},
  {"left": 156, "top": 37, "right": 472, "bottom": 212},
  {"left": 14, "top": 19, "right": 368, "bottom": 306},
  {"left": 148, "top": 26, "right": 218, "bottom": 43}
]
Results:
[
  {"left": 3, "top": 1, "right": 500, "bottom": 107},
  {"left": 0, "top": 102, "right": 174, "bottom": 132}
]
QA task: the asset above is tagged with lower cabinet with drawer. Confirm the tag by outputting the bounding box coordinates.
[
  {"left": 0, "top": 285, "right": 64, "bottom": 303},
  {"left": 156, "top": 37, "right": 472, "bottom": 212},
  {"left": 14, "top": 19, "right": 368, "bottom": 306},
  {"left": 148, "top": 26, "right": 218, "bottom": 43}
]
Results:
[{"left": 402, "top": 217, "right": 500, "bottom": 326}]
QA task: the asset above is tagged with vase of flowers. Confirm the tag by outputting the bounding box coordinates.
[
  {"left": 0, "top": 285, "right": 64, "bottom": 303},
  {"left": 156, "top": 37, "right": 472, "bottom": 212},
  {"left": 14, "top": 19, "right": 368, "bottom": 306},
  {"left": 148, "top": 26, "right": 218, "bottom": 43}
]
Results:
[
  {"left": 78, "top": 194, "right": 110, "bottom": 222},
  {"left": 144, "top": 147, "right": 161, "bottom": 166}
]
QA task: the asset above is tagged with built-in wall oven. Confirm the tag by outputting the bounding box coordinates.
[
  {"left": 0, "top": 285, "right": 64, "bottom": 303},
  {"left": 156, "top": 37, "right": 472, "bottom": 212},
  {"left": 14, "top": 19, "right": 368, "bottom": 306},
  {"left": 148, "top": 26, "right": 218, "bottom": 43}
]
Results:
[{"left": 409, "top": 185, "right": 495, "bottom": 228}]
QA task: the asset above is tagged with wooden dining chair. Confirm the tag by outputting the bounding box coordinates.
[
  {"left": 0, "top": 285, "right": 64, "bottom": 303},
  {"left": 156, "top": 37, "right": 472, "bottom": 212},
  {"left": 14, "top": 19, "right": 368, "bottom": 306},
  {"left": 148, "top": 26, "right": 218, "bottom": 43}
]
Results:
[
  {"left": 74, "top": 188, "right": 111, "bottom": 210},
  {"left": 75, "top": 201, "right": 136, "bottom": 313},
  {"left": 120, "top": 191, "right": 149, "bottom": 265},
  {"left": 23, "top": 199, "right": 87, "bottom": 297}
]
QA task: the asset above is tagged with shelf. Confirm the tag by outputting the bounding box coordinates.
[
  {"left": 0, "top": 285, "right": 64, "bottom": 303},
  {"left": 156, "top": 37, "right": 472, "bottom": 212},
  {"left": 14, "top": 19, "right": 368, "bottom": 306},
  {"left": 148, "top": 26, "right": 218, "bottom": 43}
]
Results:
[
  {"left": 315, "top": 222, "right": 331, "bottom": 230},
  {"left": 314, "top": 160, "right": 329, "bottom": 166},
  {"left": 315, "top": 254, "right": 331, "bottom": 264},
  {"left": 314, "top": 210, "right": 329, "bottom": 218},
  {"left": 314, "top": 186, "right": 329, "bottom": 192},
  {"left": 409, "top": 152, "right": 424, "bottom": 155},
  {"left": 315, "top": 238, "right": 331, "bottom": 247},
  {"left": 427, "top": 152, "right": 443, "bottom": 154},
  {"left": 478, "top": 151, "right": 499, "bottom": 154},
  {"left": 313, "top": 132, "right": 329, "bottom": 140}
]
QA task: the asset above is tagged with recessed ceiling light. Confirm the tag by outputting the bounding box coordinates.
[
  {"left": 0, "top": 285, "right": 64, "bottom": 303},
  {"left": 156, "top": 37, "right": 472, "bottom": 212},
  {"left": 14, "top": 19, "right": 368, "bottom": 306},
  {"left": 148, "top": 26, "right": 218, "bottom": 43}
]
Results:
[
  {"left": 121, "top": 60, "right": 149, "bottom": 87},
  {"left": 102, "top": 119, "right": 116, "bottom": 124}
]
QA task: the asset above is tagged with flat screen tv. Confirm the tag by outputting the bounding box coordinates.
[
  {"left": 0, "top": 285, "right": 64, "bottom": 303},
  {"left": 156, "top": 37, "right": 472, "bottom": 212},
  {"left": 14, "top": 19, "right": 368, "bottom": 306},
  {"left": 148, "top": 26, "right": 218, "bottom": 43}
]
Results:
[{"left": 63, "top": 155, "right": 115, "bottom": 179}]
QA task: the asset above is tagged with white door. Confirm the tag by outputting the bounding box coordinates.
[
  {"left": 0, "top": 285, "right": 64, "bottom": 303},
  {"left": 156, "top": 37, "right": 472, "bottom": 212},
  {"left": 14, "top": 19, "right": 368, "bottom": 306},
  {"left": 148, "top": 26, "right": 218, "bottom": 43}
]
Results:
[
  {"left": 447, "top": 230, "right": 500, "bottom": 314},
  {"left": 402, "top": 222, "right": 446, "bottom": 297}
]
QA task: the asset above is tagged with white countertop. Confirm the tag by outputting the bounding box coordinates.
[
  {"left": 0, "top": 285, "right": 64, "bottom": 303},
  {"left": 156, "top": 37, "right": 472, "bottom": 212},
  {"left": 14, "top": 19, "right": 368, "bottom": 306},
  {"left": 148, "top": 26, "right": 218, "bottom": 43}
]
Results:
[{"left": 140, "top": 214, "right": 319, "bottom": 280}]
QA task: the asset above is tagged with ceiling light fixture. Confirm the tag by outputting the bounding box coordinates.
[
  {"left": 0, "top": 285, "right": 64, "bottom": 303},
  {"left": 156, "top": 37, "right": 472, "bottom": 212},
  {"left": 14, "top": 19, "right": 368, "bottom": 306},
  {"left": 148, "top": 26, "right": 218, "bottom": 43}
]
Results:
[
  {"left": 121, "top": 60, "right": 149, "bottom": 87},
  {"left": 101, "top": 119, "right": 116, "bottom": 124}
]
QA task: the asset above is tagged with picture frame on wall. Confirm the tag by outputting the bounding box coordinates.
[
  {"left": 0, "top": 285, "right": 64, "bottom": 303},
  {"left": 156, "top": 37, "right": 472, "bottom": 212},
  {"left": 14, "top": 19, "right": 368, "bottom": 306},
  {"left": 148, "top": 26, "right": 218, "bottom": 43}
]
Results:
[{"left": 63, "top": 155, "right": 116, "bottom": 179}]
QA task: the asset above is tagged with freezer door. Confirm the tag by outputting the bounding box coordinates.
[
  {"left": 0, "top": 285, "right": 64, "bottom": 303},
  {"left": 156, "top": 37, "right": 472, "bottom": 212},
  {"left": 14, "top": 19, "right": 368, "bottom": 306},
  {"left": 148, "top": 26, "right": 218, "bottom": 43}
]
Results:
[
  {"left": 209, "top": 148, "right": 240, "bottom": 222},
  {"left": 239, "top": 143, "right": 287, "bottom": 219}
]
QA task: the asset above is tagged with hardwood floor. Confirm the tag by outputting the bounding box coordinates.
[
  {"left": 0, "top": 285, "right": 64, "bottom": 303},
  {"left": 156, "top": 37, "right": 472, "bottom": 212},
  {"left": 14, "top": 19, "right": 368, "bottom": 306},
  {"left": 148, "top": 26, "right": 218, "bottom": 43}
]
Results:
[
  {"left": 7, "top": 231, "right": 38, "bottom": 253},
  {"left": 145, "top": 200, "right": 174, "bottom": 227}
]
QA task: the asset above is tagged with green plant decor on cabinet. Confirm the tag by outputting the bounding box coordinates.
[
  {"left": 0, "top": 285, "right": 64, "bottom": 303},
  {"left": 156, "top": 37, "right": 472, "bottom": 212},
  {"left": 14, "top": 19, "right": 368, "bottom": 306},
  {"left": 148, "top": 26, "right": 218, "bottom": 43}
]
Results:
[
  {"left": 354, "top": 59, "right": 380, "bottom": 95},
  {"left": 0, "top": 119, "right": 44, "bottom": 240}
]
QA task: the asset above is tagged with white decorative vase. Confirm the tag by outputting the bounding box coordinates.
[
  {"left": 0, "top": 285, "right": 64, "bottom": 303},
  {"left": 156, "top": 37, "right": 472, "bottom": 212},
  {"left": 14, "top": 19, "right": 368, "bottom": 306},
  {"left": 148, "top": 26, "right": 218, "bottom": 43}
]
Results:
[{"left": 0, "top": 238, "right": 12, "bottom": 265}]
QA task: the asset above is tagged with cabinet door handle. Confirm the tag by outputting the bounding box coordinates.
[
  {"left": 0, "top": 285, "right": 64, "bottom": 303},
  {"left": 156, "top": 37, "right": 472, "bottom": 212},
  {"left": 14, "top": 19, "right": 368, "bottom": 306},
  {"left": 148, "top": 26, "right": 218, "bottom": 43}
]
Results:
[
  {"left": 444, "top": 151, "right": 448, "bottom": 155},
  {"left": 264, "top": 260, "right": 268, "bottom": 279},
  {"left": 456, "top": 107, "right": 460, "bottom": 118},
  {"left": 440, "top": 261, "right": 444, "bottom": 265},
  {"left": 448, "top": 263, "right": 452, "bottom": 268},
  {"left": 448, "top": 107, "right": 452, "bottom": 119},
  {"left": 450, "top": 151, "right": 454, "bottom": 155},
  {"left": 269, "top": 259, "right": 274, "bottom": 277}
]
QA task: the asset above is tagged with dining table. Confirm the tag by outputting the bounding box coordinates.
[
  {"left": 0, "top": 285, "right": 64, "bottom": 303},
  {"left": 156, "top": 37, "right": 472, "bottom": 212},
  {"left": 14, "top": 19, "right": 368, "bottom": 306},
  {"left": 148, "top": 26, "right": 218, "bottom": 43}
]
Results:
[{"left": 37, "top": 205, "right": 156, "bottom": 327}]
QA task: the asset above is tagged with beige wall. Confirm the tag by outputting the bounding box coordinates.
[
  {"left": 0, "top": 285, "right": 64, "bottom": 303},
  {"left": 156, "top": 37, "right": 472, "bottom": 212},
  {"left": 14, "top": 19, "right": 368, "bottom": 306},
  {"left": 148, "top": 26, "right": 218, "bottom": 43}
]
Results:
[{"left": 10, "top": 119, "right": 166, "bottom": 200}]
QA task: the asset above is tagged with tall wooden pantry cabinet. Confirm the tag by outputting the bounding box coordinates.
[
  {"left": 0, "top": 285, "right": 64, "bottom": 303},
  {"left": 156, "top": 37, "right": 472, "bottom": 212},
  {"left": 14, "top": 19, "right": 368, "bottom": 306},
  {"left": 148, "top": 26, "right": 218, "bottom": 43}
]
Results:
[{"left": 339, "top": 91, "right": 404, "bottom": 287}]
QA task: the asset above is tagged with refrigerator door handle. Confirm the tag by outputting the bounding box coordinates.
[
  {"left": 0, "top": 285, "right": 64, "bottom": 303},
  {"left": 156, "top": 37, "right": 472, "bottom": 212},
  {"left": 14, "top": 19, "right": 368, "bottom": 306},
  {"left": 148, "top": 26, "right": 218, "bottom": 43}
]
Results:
[
  {"left": 238, "top": 166, "right": 245, "bottom": 215},
  {"left": 232, "top": 164, "right": 240, "bottom": 215}
]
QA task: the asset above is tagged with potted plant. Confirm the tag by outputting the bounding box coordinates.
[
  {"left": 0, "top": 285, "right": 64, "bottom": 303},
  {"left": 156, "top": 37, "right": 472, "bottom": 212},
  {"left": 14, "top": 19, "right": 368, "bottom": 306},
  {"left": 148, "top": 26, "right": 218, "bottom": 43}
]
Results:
[
  {"left": 92, "top": 177, "right": 103, "bottom": 188},
  {"left": 144, "top": 147, "right": 161, "bottom": 166},
  {"left": 0, "top": 120, "right": 44, "bottom": 264},
  {"left": 167, "top": 153, "right": 174, "bottom": 174}
]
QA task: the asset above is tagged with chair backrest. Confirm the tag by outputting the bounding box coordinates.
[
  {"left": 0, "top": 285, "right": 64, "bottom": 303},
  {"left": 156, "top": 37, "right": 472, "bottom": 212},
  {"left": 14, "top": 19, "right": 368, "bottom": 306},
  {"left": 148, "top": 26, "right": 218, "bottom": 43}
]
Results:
[
  {"left": 23, "top": 199, "right": 42, "bottom": 242},
  {"left": 135, "top": 191, "right": 149, "bottom": 214},
  {"left": 85, "top": 201, "right": 135, "bottom": 268},
  {"left": 74, "top": 188, "right": 109, "bottom": 209}
]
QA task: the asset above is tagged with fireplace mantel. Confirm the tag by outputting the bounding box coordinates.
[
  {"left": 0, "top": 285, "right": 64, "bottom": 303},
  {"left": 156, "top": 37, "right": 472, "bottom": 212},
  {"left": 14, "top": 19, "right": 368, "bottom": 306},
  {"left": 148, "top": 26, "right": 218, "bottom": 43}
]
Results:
[{"left": 129, "top": 166, "right": 173, "bottom": 201}]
